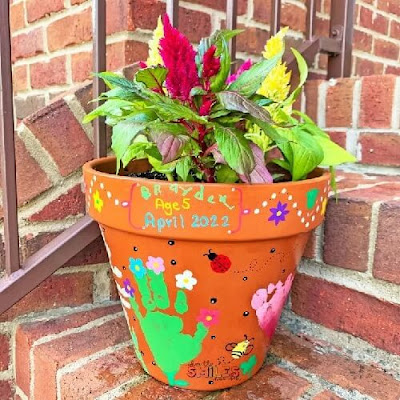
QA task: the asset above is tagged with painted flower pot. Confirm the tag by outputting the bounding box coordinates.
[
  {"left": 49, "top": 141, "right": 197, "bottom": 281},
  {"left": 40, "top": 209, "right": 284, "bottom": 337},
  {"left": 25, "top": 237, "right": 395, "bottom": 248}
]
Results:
[{"left": 83, "top": 156, "right": 330, "bottom": 391}]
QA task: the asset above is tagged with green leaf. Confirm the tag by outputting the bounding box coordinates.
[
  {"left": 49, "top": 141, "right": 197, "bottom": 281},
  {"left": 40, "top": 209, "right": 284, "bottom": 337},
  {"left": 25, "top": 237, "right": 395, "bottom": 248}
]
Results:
[
  {"left": 292, "top": 110, "right": 329, "bottom": 138},
  {"left": 135, "top": 66, "right": 167, "bottom": 89},
  {"left": 314, "top": 136, "right": 357, "bottom": 166},
  {"left": 228, "top": 54, "right": 281, "bottom": 97},
  {"left": 190, "top": 87, "right": 207, "bottom": 97},
  {"left": 249, "top": 118, "right": 288, "bottom": 145},
  {"left": 272, "top": 158, "right": 290, "bottom": 171},
  {"left": 147, "top": 154, "right": 178, "bottom": 174},
  {"left": 111, "top": 111, "right": 156, "bottom": 168},
  {"left": 215, "top": 164, "right": 238, "bottom": 183},
  {"left": 121, "top": 142, "right": 152, "bottom": 167},
  {"left": 176, "top": 157, "right": 192, "bottom": 181},
  {"left": 285, "top": 48, "right": 308, "bottom": 105},
  {"left": 214, "top": 124, "right": 255, "bottom": 176},
  {"left": 83, "top": 99, "right": 134, "bottom": 123},
  {"left": 210, "top": 38, "right": 231, "bottom": 92},
  {"left": 98, "top": 87, "right": 142, "bottom": 102}
]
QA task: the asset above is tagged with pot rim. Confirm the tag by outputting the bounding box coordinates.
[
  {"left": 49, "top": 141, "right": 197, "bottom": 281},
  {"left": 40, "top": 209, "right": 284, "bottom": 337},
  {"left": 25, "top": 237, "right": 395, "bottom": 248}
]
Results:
[{"left": 83, "top": 156, "right": 331, "bottom": 188}]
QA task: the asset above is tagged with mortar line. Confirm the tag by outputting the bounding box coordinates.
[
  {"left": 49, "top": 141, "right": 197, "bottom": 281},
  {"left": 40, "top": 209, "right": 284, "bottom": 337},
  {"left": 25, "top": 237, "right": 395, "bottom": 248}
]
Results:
[
  {"left": 95, "top": 375, "right": 149, "bottom": 400},
  {"left": 391, "top": 77, "right": 400, "bottom": 130},
  {"left": 366, "top": 201, "right": 382, "bottom": 276},
  {"left": 317, "top": 81, "right": 328, "bottom": 128},
  {"left": 64, "top": 94, "right": 94, "bottom": 142}
]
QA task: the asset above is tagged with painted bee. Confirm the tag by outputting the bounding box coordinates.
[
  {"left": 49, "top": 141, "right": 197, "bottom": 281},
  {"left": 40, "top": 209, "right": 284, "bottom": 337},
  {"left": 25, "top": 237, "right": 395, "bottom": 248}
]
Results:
[{"left": 225, "top": 335, "right": 254, "bottom": 359}]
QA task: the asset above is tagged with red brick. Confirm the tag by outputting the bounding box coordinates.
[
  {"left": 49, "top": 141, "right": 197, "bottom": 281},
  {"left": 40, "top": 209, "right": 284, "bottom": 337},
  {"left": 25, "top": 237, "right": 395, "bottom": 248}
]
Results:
[
  {"left": 47, "top": 8, "right": 92, "bottom": 51},
  {"left": 24, "top": 98, "right": 94, "bottom": 176},
  {"left": 359, "top": 75, "right": 395, "bottom": 128},
  {"left": 26, "top": 0, "right": 64, "bottom": 23},
  {"left": 386, "top": 65, "right": 400, "bottom": 75},
  {"left": 179, "top": 8, "right": 212, "bottom": 43},
  {"left": 390, "top": 20, "right": 400, "bottom": 39},
  {"left": 328, "top": 131, "right": 347, "bottom": 148},
  {"left": 72, "top": 52, "right": 92, "bottom": 83},
  {"left": 15, "top": 305, "right": 121, "bottom": 395},
  {"left": 323, "top": 196, "right": 371, "bottom": 271},
  {"left": 0, "top": 381, "right": 12, "bottom": 400},
  {"left": 315, "top": 16, "right": 330, "bottom": 37},
  {"left": 374, "top": 38, "right": 399, "bottom": 60},
  {"left": 19, "top": 231, "right": 59, "bottom": 262},
  {"left": 253, "top": 0, "right": 271, "bottom": 24},
  {"left": 281, "top": 3, "right": 307, "bottom": 32},
  {"left": 236, "top": 25, "right": 269, "bottom": 54},
  {"left": 30, "top": 56, "right": 67, "bottom": 89},
  {"left": 131, "top": 0, "right": 165, "bottom": 30},
  {"left": 118, "top": 379, "right": 205, "bottom": 400},
  {"left": 60, "top": 347, "right": 144, "bottom": 399},
  {"left": 65, "top": 236, "right": 108, "bottom": 267},
  {"left": 106, "top": 40, "right": 149, "bottom": 71},
  {"left": 187, "top": 0, "right": 247, "bottom": 15},
  {"left": 359, "top": 133, "right": 400, "bottom": 166},
  {"left": 314, "top": 391, "right": 343, "bottom": 400},
  {"left": 303, "top": 230, "right": 317, "bottom": 259},
  {"left": 373, "top": 201, "right": 400, "bottom": 284},
  {"left": 355, "top": 58, "right": 384, "bottom": 76},
  {"left": 11, "top": 28, "right": 44, "bottom": 62},
  {"left": 33, "top": 317, "right": 129, "bottom": 400},
  {"left": 271, "top": 329, "right": 400, "bottom": 400},
  {"left": 14, "top": 136, "right": 51, "bottom": 205},
  {"left": 0, "top": 334, "right": 10, "bottom": 371},
  {"left": 12, "top": 65, "right": 28, "bottom": 92},
  {"left": 353, "top": 29, "right": 373, "bottom": 52},
  {"left": 106, "top": 0, "right": 135, "bottom": 34},
  {"left": 326, "top": 79, "right": 354, "bottom": 127},
  {"left": 292, "top": 274, "right": 400, "bottom": 355},
  {"left": 10, "top": 2, "right": 25, "bottom": 31},
  {"left": 359, "top": 7, "right": 388, "bottom": 35},
  {"left": 304, "top": 80, "right": 322, "bottom": 122},
  {"left": 378, "top": 0, "right": 400, "bottom": 16},
  {"left": 214, "top": 365, "right": 310, "bottom": 400},
  {"left": 74, "top": 82, "right": 94, "bottom": 114},
  {"left": 29, "top": 185, "right": 85, "bottom": 222},
  {"left": 0, "top": 272, "right": 94, "bottom": 322}
]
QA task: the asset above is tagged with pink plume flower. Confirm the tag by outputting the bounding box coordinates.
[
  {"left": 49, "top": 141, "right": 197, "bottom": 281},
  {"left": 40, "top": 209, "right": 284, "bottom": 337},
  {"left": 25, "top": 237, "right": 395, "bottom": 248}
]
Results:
[
  {"left": 199, "top": 98, "right": 214, "bottom": 116},
  {"left": 159, "top": 14, "right": 200, "bottom": 101},
  {"left": 202, "top": 45, "right": 221, "bottom": 79},
  {"left": 226, "top": 58, "right": 252, "bottom": 84}
]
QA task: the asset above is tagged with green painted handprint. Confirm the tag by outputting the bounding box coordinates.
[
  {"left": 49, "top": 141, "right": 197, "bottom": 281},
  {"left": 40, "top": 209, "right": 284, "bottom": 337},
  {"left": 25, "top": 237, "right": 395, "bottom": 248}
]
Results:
[{"left": 129, "top": 258, "right": 210, "bottom": 387}]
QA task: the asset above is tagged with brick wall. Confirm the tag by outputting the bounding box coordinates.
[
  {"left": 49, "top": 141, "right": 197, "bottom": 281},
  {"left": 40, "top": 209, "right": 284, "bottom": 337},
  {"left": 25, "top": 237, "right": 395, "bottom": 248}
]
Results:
[
  {"left": 9, "top": 0, "right": 400, "bottom": 120},
  {"left": 0, "top": 67, "right": 399, "bottom": 398}
]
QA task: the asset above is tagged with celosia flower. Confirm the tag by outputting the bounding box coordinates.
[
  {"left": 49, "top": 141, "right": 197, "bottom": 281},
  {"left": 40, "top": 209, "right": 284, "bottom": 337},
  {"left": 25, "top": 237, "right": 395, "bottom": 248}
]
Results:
[
  {"left": 196, "top": 309, "right": 220, "bottom": 328},
  {"left": 145, "top": 256, "right": 165, "bottom": 275},
  {"left": 199, "top": 98, "right": 214, "bottom": 116},
  {"left": 263, "top": 27, "right": 288, "bottom": 60},
  {"left": 146, "top": 16, "right": 164, "bottom": 67},
  {"left": 202, "top": 45, "right": 220, "bottom": 79},
  {"left": 226, "top": 58, "right": 252, "bottom": 84},
  {"left": 258, "top": 61, "right": 291, "bottom": 102},
  {"left": 160, "top": 14, "right": 200, "bottom": 101}
]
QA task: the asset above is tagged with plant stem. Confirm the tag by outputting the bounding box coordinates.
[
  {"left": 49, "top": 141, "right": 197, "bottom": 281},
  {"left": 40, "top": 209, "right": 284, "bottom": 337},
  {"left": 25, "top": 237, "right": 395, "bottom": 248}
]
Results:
[{"left": 166, "top": 173, "right": 174, "bottom": 181}]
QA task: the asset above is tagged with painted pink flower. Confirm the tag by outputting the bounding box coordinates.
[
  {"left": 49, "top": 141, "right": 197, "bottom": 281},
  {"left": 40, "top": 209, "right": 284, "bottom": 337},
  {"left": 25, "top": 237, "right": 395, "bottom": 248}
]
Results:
[
  {"left": 202, "top": 45, "right": 221, "bottom": 79},
  {"left": 226, "top": 58, "right": 252, "bottom": 84},
  {"left": 159, "top": 14, "right": 200, "bottom": 101},
  {"left": 251, "top": 274, "right": 294, "bottom": 339},
  {"left": 145, "top": 256, "right": 165, "bottom": 275},
  {"left": 197, "top": 308, "right": 220, "bottom": 328}
]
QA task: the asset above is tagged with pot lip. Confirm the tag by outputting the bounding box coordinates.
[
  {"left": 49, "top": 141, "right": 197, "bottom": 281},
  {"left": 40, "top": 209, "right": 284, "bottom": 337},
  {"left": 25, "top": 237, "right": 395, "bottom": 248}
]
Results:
[{"left": 83, "top": 156, "right": 331, "bottom": 188}]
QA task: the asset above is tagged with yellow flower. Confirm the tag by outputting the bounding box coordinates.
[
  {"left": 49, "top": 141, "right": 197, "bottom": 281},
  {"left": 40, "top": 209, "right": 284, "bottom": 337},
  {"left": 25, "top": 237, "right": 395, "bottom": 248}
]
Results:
[
  {"left": 146, "top": 16, "right": 164, "bottom": 67},
  {"left": 262, "top": 27, "right": 288, "bottom": 60},
  {"left": 258, "top": 61, "right": 292, "bottom": 102},
  {"left": 93, "top": 190, "right": 104, "bottom": 213}
]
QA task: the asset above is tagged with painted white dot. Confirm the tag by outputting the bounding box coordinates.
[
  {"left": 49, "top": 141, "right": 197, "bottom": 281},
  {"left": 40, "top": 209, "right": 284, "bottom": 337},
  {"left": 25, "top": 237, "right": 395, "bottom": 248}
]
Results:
[
  {"left": 89, "top": 187, "right": 92, "bottom": 194},
  {"left": 93, "top": 176, "right": 97, "bottom": 182},
  {"left": 307, "top": 212, "right": 310, "bottom": 217},
  {"left": 292, "top": 202, "right": 297, "bottom": 208},
  {"left": 316, "top": 206, "right": 320, "bottom": 212},
  {"left": 305, "top": 222, "right": 310, "bottom": 228},
  {"left": 271, "top": 193, "right": 277, "bottom": 199},
  {"left": 297, "top": 210, "right": 302, "bottom": 216},
  {"left": 324, "top": 187, "right": 327, "bottom": 193},
  {"left": 115, "top": 199, "right": 120, "bottom": 206},
  {"left": 254, "top": 208, "right": 260, "bottom": 214},
  {"left": 281, "top": 188, "right": 287, "bottom": 194},
  {"left": 100, "top": 183, "right": 105, "bottom": 190},
  {"left": 301, "top": 217, "right": 305, "bottom": 223},
  {"left": 107, "top": 191, "right": 112, "bottom": 199},
  {"left": 311, "top": 215, "right": 316, "bottom": 221},
  {"left": 122, "top": 201, "right": 129, "bottom": 207},
  {"left": 288, "top": 195, "right": 293, "bottom": 200},
  {"left": 320, "top": 196, "right": 323, "bottom": 201},
  {"left": 232, "top": 188, "right": 235, "bottom": 192},
  {"left": 228, "top": 230, "right": 232, "bottom": 234},
  {"left": 243, "top": 209, "right": 250, "bottom": 215},
  {"left": 90, "top": 180, "right": 94, "bottom": 187},
  {"left": 262, "top": 201, "right": 268, "bottom": 207}
]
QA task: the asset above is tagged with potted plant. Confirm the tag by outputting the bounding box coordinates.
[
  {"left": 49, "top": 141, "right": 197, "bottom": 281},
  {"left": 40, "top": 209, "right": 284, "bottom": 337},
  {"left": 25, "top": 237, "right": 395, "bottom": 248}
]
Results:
[{"left": 83, "top": 15, "right": 355, "bottom": 391}]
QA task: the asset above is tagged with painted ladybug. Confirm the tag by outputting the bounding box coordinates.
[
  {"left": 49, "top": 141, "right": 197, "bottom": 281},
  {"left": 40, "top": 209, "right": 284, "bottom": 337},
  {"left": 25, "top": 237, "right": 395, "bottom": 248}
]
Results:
[{"left": 204, "top": 249, "right": 231, "bottom": 273}]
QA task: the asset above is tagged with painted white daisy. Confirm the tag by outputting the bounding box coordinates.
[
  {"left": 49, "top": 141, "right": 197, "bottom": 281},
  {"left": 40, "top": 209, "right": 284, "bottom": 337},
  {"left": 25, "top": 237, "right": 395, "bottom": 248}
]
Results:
[{"left": 175, "top": 270, "right": 197, "bottom": 290}]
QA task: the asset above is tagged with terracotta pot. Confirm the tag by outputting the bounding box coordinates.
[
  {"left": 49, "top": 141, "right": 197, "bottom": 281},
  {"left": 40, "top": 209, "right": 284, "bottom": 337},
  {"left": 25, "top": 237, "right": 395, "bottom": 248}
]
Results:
[{"left": 83, "top": 156, "right": 330, "bottom": 391}]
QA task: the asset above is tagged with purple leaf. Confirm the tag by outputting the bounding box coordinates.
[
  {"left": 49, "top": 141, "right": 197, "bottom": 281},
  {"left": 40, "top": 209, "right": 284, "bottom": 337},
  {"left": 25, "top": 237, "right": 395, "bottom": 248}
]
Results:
[
  {"left": 239, "top": 143, "right": 273, "bottom": 183},
  {"left": 152, "top": 133, "right": 188, "bottom": 163}
]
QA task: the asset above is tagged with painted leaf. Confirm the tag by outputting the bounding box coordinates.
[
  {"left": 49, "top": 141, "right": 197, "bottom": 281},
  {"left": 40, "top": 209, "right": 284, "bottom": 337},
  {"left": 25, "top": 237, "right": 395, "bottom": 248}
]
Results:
[
  {"left": 239, "top": 143, "right": 273, "bottom": 183},
  {"left": 214, "top": 124, "right": 255, "bottom": 176},
  {"left": 135, "top": 66, "right": 168, "bottom": 89},
  {"left": 227, "top": 54, "right": 281, "bottom": 97}
]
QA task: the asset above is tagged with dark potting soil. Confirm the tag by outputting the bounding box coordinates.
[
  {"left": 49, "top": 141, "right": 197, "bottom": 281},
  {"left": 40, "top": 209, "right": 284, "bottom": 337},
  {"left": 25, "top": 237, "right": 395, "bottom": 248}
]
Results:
[{"left": 128, "top": 171, "right": 169, "bottom": 180}]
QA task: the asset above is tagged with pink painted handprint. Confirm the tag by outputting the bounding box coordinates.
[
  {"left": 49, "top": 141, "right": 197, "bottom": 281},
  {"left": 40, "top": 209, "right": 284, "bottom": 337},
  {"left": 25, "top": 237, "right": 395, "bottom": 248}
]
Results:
[{"left": 251, "top": 274, "right": 294, "bottom": 338}]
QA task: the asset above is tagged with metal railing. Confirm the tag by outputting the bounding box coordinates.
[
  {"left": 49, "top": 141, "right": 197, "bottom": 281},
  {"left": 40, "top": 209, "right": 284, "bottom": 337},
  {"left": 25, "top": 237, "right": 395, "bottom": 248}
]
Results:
[{"left": 0, "top": 0, "right": 355, "bottom": 314}]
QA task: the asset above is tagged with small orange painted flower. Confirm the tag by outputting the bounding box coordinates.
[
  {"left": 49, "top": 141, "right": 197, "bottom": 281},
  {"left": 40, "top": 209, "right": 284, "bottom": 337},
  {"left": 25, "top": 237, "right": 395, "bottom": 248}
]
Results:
[{"left": 93, "top": 190, "right": 104, "bottom": 212}]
